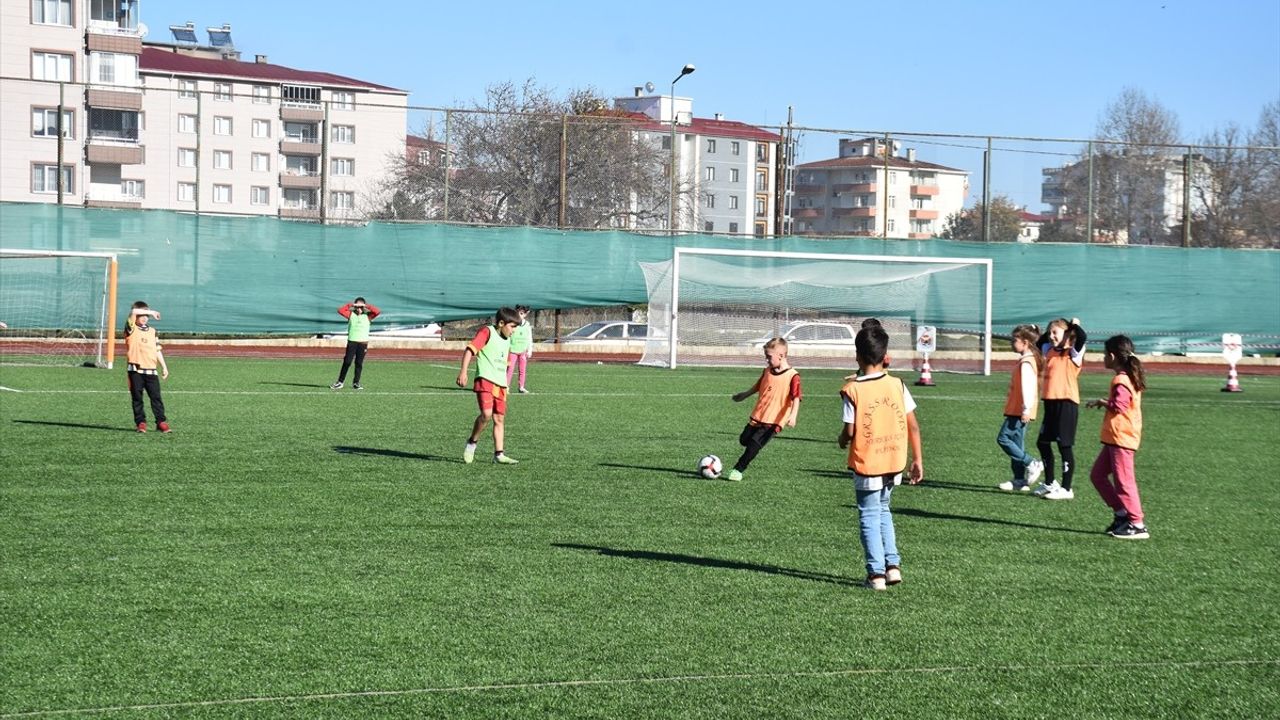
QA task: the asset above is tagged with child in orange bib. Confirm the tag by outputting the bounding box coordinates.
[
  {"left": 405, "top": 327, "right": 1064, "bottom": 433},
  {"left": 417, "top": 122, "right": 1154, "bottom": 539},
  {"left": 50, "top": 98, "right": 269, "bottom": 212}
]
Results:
[
  {"left": 997, "top": 324, "right": 1045, "bottom": 491},
  {"left": 1086, "top": 335, "right": 1149, "bottom": 540},
  {"left": 725, "top": 337, "right": 802, "bottom": 482}
]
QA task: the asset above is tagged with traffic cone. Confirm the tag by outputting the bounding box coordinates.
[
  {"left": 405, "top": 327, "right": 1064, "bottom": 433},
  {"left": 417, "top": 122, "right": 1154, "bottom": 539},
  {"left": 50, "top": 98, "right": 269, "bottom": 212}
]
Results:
[
  {"left": 1221, "top": 363, "right": 1243, "bottom": 393},
  {"left": 915, "top": 354, "right": 936, "bottom": 387}
]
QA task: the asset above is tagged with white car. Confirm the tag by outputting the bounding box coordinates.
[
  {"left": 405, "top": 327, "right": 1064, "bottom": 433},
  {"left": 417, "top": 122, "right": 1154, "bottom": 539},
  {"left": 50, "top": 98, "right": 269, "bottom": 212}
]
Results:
[
  {"left": 322, "top": 323, "right": 443, "bottom": 340},
  {"left": 554, "top": 321, "right": 650, "bottom": 345},
  {"left": 750, "top": 321, "right": 858, "bottom": 349}
]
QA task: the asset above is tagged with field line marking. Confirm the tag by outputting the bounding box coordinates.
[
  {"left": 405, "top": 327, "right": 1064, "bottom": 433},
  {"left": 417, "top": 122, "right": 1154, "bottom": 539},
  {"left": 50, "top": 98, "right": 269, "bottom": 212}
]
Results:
[
  {"left": 3, "top": 658, "right": 1276, "bottom": 717},
  {"left": 0, "top": 386, "right": 21, "bottom": 392}
]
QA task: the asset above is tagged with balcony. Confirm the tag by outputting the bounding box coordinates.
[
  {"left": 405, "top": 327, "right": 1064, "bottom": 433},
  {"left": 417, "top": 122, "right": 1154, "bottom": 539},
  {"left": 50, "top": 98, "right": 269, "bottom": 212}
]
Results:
[
  {"left": 834, "top": 182, "right": 877, "bottom": 194},
  {"left": 86, "top": 141, "right": 144, "bottom": 165},
  {"left": 281, "top": 105, "right": 324, "bottom": 122},
  {"left": 280, "top": 206, "right": 321, "bottom": 220},
  {"left": 280, "top": 138, "right": 322, "bottom": 156},
  {"left": 86, "top": 88, "right": 142, "bottom": 111},
  {"left": 832, "top": 207, "right": 876, "bottom": 218},
  {"left": 910, "top": 184, "right": 940, "bottom": 196},
  {"left": 793, "top": 208, "right": 822, "bottom": 219},
  {"left": 86, "top": 32, "right": 142, "bottom": 53},
  {"left": 794, "top": 183, "right": 823, "bottom": 194},
  {"left": 84, "top": 189, "right": 142, "bottom": 209},
  {"left": 908, "top": 232, "right": 933, "bottom": 239},
  {"left": 280, "top": 171, "right": 322, "bottom": 189},
  {"left": 909, "top": 209, "right": 938, "bottom": 220}
]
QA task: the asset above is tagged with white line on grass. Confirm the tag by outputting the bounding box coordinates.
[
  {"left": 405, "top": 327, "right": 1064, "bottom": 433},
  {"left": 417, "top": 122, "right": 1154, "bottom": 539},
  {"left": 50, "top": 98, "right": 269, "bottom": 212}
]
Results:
[
  {"left": 7, "top": 389, "right": 1280, "bottom": 407},
  {"left": 2, "top": 658, "right": 1275, "bottom": 717},
  {"left": 0, "top": 386, "right": 21, "bottom": 392}
]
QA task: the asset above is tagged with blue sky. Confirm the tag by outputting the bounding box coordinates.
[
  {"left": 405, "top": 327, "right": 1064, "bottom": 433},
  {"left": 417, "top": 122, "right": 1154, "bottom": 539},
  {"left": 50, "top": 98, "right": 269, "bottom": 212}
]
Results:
[{"left": 153, "top": 0, "right": 1279, "bottom": 208}]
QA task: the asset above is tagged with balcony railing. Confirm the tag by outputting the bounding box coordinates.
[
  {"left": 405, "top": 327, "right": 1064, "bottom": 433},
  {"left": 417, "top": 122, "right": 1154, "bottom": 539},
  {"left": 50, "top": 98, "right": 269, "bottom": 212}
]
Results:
[
  {"left": 87, "top": 19, "right": 141, "bottom": 36},
  {"left": 283, "top": 134, "right": 319, "bottom": 144},
  {"left": 88, "top": 128, "right": 140, "bottom": 143}
]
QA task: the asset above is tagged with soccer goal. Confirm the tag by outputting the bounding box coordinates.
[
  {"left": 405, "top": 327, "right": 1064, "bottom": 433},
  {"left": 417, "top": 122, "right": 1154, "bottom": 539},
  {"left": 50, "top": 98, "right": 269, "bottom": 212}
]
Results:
[
  {"left": 638, "top": 247, "right": 993, "bottom": 373},
  {"left": 0, "top": 249, "right": 119, "bottom": 368}
]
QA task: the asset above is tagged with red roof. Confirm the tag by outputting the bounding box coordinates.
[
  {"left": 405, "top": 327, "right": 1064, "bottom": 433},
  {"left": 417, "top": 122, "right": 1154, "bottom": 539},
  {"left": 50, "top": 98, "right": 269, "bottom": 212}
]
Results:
[
  {"left": 798, "top": 155, "right": 964, "bottom": 173},
  {"left": 1019, "top": 211, "right": 1054, "bottom": 223},
  {"left": 619, "top": 111, "right": 779, "bottom": 142},
  {"left": 139, "top": 47, "right": 405, "bottom": 93},
  {"left": 406, "top": 134, "right": 446, "bottom": 148}
]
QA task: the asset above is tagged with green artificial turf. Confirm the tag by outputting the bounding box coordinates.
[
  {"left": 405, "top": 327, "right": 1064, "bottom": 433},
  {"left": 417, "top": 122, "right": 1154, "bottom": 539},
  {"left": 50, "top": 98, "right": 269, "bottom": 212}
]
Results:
[{"left": 1, "top": 358, "right": 1277, "bottom": 718}]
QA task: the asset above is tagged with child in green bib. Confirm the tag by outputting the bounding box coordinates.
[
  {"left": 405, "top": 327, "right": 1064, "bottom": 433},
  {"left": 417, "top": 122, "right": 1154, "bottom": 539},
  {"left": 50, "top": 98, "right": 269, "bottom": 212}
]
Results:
[{"left": 331, "top": 296, "right": 380, "bottom": 390}]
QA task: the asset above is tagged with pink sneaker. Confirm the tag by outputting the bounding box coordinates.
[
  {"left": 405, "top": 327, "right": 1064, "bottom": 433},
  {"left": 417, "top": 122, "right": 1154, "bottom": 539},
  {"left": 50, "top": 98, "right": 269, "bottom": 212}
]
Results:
[
  {"left": 158, "top": 421, "right": 171, "bottom": 433},
  {"left": 136, "top": 422, "right": 147, "bottom": 433}
]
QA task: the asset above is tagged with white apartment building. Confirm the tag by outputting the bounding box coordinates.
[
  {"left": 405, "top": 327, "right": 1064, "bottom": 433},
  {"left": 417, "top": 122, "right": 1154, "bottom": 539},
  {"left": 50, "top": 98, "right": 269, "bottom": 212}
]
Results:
[
  {"left": 1, "top": 3, "right": 408, "bottom": 222},
  {"left": 614, "top": 91, "right": 780, "bottom": 237},
  {"left": 793, "top": 138, "right": 968, "bottom": 239}
]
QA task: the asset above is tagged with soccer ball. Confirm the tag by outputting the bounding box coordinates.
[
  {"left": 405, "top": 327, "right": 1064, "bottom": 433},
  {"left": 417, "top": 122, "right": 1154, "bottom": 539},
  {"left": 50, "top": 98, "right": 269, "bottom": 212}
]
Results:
[{"left": 698, "top": 454, "right": 722, "bottom": 479}]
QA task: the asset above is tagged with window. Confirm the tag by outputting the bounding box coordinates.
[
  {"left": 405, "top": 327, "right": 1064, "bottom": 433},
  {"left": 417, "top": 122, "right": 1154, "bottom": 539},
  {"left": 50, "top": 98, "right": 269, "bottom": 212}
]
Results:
[
  {"left": 251, "top": 152, "right": 270, "bottom": 172},
  {"left": 32, "top": 52, "right": 72, "bottom": 81},
  {"left": 887, "top": 218, "right": 896, "bottom": 232},
  {"left": 890, "top": 171, "right": 898, "bottom": 184},
  {"left": 284, "top": 122, "right": 317, "bottom": 143},
  {"left": 331, "top": 125, "right": 354, "bottom": 143},
  {"left": 251, "top": 186, "right": 270, "bottom": 205},
  {"left": 330, "top": 191, "right": 354, "bottom": 209},
  {"left": 213, "top": 150, "right": 232, "bottom": 170},
  {"left": 178, "top": 80, "right": 197, "bottom": 98},
  {"left": 213, "top": 116, "right": 232, "bottom": 136},
  {"left": 212, "top": 184, "right": 231, "bottom": 203},
  {"left": 33, "top": 0, "right": 72, "bottom": 25},
  {"left": 32, "top": 108, "right": 73, "bottom": 138},
  {"left": 252, "top": 119, "right": 271, "bottom": 138},
  {"left": 729, "top": 222, "right": 739, "bottom": 233},
  {"left": 90, "top": 52, "right": 138, "bottom": 86},
  {"left": 177, "top": 182, "right": 195, "bottom": 201},
  {"left": 729, "top": 195, "right": 739, "bottom": 210},
  {"left": 178, "top": 114, "right": 196, "bottom": 134},
  {"left": 706, "top": 139, "right": 716, "bottom": 153},
  {"left": 177, "top": 148, "right": 196, "bottom": 167},
  {"left": 705, "top": 194, "right": 715, "bottom": 209},
  {"left": 704, "top": 221, "right": 714, "bottom": 232},
  {"left": 755, "top": 197, "right": 767, "bottom": 216},
  {"left": 32, "top": 164, "right": 74, "bottom": 194},
  {"left": 282, "top": 85, "right": 321, "bottom": 107},
  {"left": 730, "top": 168, "right": 739, "bottom": 183},
  {"left": 731, "top": 141, "right": 740, "bottom": 156},
  {"left": 121, "top": 179, "right": 144, "bottom": 199},
  {"left": 416, "top": 150, "right": 431, "bottom": 164},
  {"left": 756, "top": 170, "right": 767, "bottom": 191},
  {"left": 331, "top": 158, "right": 354, "bottom": 176},
  {"left": 285, "top": 156, "right": 317, "bottom": 176},
  {"left": 756, "top": 144, "right": 768, "bottom": 161},
  {"left": 331, "top": 91, "right": 354, "bottom": 110},
  {"left": 661, "top": 136, "right": 671, "bottom": 150},
  {"left": 704, "top": 167, "right": 715, "bottom": 182},
  {"left": 283, "top": 188, "right": 313, "bottom": 208},
  {"left": 88, "top": 108, "right": 139, "bottom": 141},
  {"left": 252, "top": 85, "right": 270, "bottom": 104},
  {"left": 889, "top": 195, "right": 896, "bottom": 209},
  {"left": 214, "top": 83, "right": 232, "bottom": 101}
]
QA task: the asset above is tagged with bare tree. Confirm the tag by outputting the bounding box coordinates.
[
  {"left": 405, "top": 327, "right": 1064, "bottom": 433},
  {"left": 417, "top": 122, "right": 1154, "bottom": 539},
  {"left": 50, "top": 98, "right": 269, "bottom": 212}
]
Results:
[
  {"left": 374, "top": 80, "right": 691, "bottom": 230},
  {"left": 1089, "top": 88, "right": 1183, "bottom": 245},
  {"left": 1244, "top": 101, "right": 1280, "bottom": 247}
]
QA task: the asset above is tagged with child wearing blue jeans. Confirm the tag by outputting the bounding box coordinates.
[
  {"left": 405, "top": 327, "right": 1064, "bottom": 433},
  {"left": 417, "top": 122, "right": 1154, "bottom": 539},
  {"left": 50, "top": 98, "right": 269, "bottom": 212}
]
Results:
[{"left": 838, "top": 326, "right": 924, "bottom": 591}]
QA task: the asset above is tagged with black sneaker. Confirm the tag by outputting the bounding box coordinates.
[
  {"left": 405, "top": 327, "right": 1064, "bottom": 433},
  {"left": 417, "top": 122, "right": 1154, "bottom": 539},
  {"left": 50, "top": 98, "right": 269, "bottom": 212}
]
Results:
[
  {"left": 353, "top": 382, "right": 364, "bottom": 390},
  {"left": 1105, "top": 515, "right": 1129, "bottom": 535},
  {"left": 1111, "top": 522, "right": 1150, "bottom": 540}
]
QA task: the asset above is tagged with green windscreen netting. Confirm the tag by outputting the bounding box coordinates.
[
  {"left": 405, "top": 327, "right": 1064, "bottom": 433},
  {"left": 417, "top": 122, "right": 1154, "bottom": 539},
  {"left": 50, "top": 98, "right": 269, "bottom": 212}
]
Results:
[{"left": 1, "top": 203, "right": 1276, "bottom": 354}]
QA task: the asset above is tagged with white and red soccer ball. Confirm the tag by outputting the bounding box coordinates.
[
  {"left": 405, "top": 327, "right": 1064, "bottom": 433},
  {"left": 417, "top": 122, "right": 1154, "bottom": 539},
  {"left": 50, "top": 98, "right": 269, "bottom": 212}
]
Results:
[{"left": 698, "top": 454, "right": 722, "bottom": 479}]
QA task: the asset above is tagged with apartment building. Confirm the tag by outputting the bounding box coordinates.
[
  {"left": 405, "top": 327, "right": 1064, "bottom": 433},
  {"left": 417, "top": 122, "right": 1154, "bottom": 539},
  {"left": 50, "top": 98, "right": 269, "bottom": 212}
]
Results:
[
  {"left": 1, "top": 2, "right": 408, "bottom": 222},
  {"left": 613, "top": 91, "right": 781, "bottom": 237},
  {"left": 792, "top": 137, "right": 968, "bottom": 238}
]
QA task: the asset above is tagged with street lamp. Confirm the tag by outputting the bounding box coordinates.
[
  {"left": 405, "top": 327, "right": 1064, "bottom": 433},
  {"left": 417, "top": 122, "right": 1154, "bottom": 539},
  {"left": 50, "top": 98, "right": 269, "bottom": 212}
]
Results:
[{"left": 669, "top": 63, "right": 695, "bottom": 233}]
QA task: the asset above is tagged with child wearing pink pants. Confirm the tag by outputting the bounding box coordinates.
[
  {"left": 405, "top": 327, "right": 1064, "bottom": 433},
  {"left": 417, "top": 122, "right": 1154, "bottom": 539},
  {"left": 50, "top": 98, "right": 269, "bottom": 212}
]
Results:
[{"left": 1086, "top": 335, "right": 1149, "bottom": 540}]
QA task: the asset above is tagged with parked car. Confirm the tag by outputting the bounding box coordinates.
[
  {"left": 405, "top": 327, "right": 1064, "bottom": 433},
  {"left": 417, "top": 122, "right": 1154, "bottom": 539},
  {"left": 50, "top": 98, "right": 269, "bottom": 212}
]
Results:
[
  {"left": 748, "top": 321, "right": 858, "bottom": 349},
  {"left": 550, "top": 321, "right": 649, "bottom": 345}
]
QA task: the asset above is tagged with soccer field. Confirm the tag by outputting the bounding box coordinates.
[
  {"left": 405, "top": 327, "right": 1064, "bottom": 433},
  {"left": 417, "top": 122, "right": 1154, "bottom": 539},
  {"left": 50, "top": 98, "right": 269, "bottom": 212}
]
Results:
[{"left": 1, "top": 359, "right": 1278, "bottom": 718}]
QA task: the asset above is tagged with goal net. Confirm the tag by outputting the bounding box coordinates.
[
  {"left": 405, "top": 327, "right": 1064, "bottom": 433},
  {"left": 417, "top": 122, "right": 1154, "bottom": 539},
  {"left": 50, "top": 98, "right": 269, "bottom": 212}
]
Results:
[
  {"left": 0, "top": 249, "right": 118, "bottom": 368},
  {"left": 639, "top": 248, "right": 992, "bottom": 373}
]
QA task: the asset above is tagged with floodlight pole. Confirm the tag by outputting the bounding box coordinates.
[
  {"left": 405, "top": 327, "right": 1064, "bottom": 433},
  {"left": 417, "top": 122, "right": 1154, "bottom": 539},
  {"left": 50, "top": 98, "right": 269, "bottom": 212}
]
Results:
[{"left": 668, "top": 64, "right": 695, "bottom": 235}]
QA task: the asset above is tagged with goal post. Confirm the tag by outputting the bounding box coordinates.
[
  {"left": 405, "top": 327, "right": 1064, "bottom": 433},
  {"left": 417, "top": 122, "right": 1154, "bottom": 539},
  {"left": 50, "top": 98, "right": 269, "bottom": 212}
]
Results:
[
  {"left": 0, "top": 249, "right": 119, "bottom": 368},
  {"left": 639, "top": 247, "right": 993, "bottom": 374}
]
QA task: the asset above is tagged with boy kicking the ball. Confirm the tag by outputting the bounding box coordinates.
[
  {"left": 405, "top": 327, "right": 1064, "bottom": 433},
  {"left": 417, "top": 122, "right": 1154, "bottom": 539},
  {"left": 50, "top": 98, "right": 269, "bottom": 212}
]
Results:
[
  {"left": 457, "top": 307, "right": 521, "bottom": 465},
  {"left": 726, "top": 337, "right": 802, "bottom": 481}
]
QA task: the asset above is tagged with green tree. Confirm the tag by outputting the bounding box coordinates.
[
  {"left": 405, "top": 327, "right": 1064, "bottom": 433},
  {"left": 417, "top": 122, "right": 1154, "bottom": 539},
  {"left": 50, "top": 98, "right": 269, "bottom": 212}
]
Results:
[{"left": 941, "top": 195, "right": 1024, "bottom": 242}]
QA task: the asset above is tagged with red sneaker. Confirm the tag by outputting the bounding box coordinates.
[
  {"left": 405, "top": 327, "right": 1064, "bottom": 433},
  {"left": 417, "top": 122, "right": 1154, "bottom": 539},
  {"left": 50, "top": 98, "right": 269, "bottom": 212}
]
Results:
[
  {"left": 158, "top": 421, "right": 171, "bottom": 433},
  {"left": 136, "top": 422, "right": 147, "bottom": 433}
]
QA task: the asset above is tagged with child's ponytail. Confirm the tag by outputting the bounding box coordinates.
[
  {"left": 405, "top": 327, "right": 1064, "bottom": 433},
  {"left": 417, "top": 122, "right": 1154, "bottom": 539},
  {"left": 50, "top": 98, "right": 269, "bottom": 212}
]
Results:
[
  {"left": 1012, "top": 324, "right": 1044, "bottom": 372},
  {"left": 1104, "top": 334, "right": 1146, "bottom": 392}
]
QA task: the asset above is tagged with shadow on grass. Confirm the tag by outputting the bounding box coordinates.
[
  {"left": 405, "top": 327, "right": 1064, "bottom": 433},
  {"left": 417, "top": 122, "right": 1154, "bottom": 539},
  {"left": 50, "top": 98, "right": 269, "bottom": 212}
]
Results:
[
  {"left": 553, "top": 543, "right": 860, "bottom": 587},
  {"left": 710, "top": 430, "right": 829, "bottom": 445},
  {"left": 910, "top": 479, "right": 1009, "bottom": 496},
  {"left": 12, "top": 419, "right": 136, "bottom": 433},
  {"left": 422, "top": 385, "right": 467, "bottom": 391},
  {"left": 892, "top": 507, "right": 1096, "bottom": 535},
  {"left": 334, "top": 445, "right": 457, "bottom": 463},
  {"left": 598, "top": 462, "right": 696, "bottom": 478},
  {"left": 799, "top": 468, "right": 852, "bottom": 479},
  {"left": 259, "top": 381, "right": 332, "bottom": 389}
]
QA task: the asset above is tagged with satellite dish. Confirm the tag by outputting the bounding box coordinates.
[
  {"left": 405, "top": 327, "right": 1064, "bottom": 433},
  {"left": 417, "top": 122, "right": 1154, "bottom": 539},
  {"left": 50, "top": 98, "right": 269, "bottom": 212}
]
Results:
[
  {"left": 644, "top": 81, "right": 655, "bottom": 93},
  {"left": 137, "top": 22, "right": 148, "bottom": 37}
]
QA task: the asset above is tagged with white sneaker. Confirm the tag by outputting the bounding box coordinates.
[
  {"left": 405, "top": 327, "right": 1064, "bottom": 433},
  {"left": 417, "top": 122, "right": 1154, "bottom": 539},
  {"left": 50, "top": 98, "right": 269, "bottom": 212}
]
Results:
[
  {"left": 463, "top": 443, "right": 476, "bottom": 464},
  {"left": 1042, "top": 486, "right": 1075, "bottom": 501},
  {"left": 862, "top": 575, "right": 887, "bottom": 591},
  {"left": 997, "top": 479, "right": 1031, "bottom": 492},
  {"left": 1025, "top": 459, "right": 1045, "bottom": 486},
  {"left": 1032, "top": 481, "right": 1057, "bottom": 497},
  {"left": 885, "top": 566, "right": 903, "bottom": 585}
]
